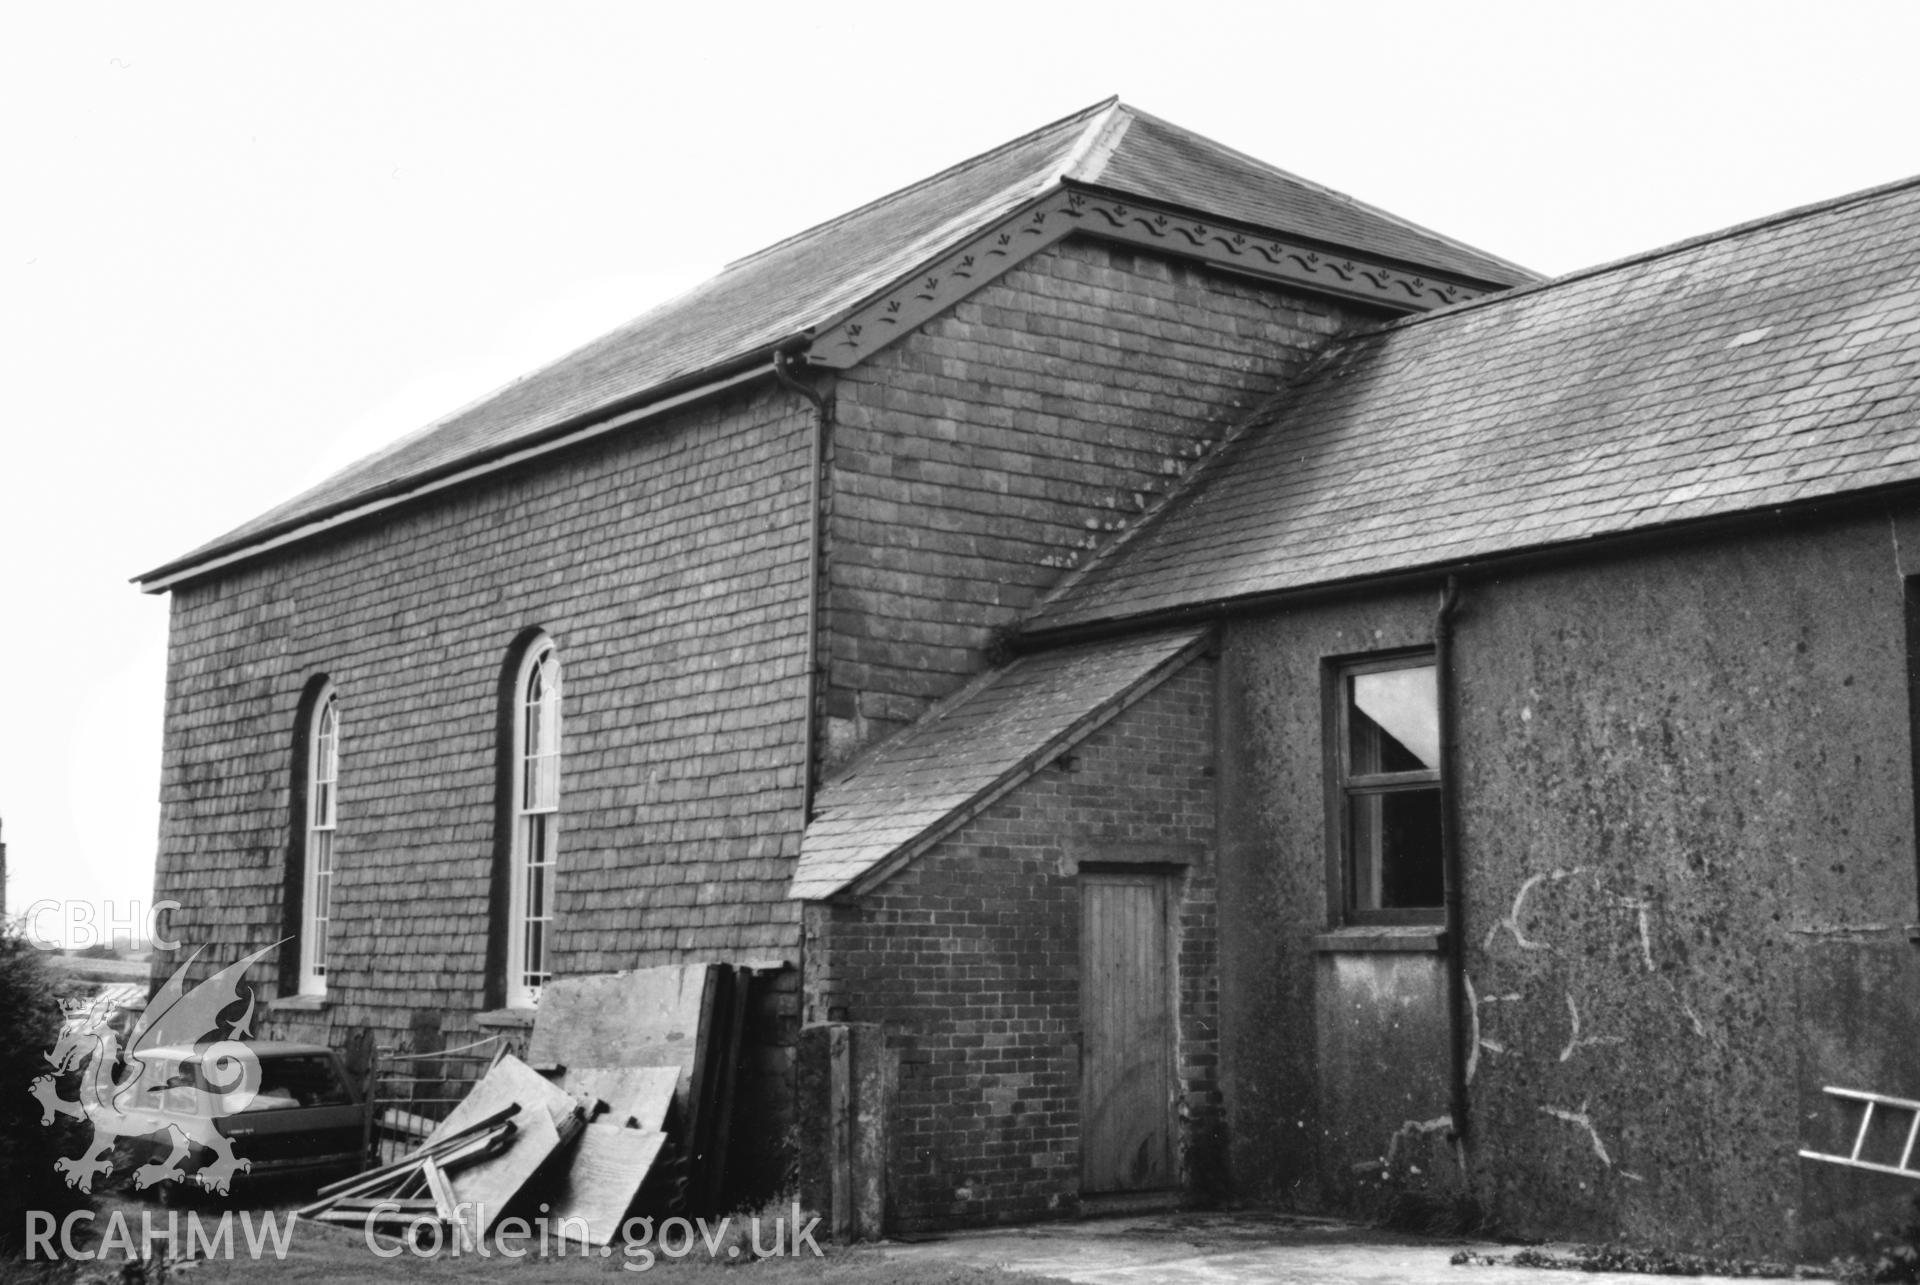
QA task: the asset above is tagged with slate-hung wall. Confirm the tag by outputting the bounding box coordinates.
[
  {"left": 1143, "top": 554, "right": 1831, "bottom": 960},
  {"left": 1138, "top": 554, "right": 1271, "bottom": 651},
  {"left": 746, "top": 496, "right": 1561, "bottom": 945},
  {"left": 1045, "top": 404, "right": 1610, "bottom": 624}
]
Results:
[
  {"left": 155, "top": 382, "right": 816, "bottom": 1048},
  {"left": 1215, "top": 507, "right": 1920, "bottom": 1258},
  {"left": 803, "top": 662, "right": 1217, "bottom": 1229},
  {"left": 824, "top": 239, "right": 1375, "bottom": 765}
]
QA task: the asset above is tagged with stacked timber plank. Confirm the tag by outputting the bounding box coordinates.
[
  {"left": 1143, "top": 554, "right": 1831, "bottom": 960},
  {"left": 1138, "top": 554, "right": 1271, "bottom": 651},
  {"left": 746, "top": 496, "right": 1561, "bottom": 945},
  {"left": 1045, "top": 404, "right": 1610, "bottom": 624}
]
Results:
[
  {"left": 530, "top": 963, "right": 752, "bottom": 1215},
  {"left": 297, "top": 1104, "right": 529, "bottom": 1237},
  {"left": 306, "top": 965, "right": 753, "bottom": 1250}
]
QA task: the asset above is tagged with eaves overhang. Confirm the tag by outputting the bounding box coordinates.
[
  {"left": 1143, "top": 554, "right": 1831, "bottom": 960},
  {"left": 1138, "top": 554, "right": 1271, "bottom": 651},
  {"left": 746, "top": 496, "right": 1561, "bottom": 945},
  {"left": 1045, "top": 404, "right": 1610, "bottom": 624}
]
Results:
[
  {"left": 1014, "top": 478, "right": 1920, "bottom": 652},
  {"left": 131, "top": 343, "right": 799, "bottom": 594}
]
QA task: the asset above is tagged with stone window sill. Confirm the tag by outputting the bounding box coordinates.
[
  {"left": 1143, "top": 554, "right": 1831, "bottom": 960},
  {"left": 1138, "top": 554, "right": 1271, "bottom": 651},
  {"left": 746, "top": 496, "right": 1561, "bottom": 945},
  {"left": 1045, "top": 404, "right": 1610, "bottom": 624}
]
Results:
[
  {"left": 268, "top": 994, "right": 329, "bottom": 1013},
  {"left": 1310, "top": 925, "right": 1448, "bottom": 954},
  {"left": 474, "top": 1008, "right": 536, "bottom": 1030}
]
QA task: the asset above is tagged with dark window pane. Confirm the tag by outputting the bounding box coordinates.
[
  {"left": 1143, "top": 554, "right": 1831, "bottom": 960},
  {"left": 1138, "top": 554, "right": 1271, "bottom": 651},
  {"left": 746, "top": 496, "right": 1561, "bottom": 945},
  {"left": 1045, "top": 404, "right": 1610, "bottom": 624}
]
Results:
[{"left": 1348, "top": 787, "right": 1444, "bottom": 909}]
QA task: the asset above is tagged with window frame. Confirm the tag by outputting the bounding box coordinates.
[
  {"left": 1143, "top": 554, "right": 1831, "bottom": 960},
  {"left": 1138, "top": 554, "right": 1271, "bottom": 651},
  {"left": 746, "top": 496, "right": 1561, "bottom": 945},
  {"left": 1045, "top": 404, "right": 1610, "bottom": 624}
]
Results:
[
  {"left": 1325, "top": 650, "right": 1445, "bottom": 927},
  {"left": 297, "top": 684, "right": 339, "bottom": 996},
  {"left": 505, "top": 637, "right": 560, "bottom": 1009}
]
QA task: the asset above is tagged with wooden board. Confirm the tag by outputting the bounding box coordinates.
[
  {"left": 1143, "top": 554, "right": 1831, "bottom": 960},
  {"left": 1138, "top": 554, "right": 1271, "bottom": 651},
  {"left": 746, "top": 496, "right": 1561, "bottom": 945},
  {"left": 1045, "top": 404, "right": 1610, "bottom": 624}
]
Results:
[
  {"left": 425, "top": 1054, "right": 575, "bottom": 1146},
  {"left": 558, "top": 1066, "right": 680, "bottom": 1131},
  {"left": 420, "top": 1157, "right": 473, "bottom": 1252},
  {"left": 527, "top": 968, "right": 718, "bottom": 1092},
  {"left": 546, "top": 1124, "right": 669, "bottom": 1247},
  {"left": 447, "top": 1105, "right": 562, "bottom": 1238},
  {"left": 527, "top": 967, "right": 735, "bottom": 1214}
]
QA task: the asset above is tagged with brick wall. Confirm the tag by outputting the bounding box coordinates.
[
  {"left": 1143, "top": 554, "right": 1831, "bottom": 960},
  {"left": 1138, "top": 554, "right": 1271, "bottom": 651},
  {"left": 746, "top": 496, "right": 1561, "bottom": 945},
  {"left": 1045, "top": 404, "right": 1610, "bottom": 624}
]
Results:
[
  {"left": 822, "top": 238, "right": 1370, "bottom": 765},
  {"left": 802, "top": 659, "right": 1217, "bottom": 1229},
  {"left": 152, "top": 381, "right": 814, "bottom": 1050}
]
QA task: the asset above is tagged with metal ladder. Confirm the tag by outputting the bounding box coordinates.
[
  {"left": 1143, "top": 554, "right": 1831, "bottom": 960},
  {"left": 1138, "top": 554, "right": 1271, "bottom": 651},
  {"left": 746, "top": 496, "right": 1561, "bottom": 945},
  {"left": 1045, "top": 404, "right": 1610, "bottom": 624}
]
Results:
[{"left": 1799, "top": 1086, "right": 1920, "bottom": 1180}]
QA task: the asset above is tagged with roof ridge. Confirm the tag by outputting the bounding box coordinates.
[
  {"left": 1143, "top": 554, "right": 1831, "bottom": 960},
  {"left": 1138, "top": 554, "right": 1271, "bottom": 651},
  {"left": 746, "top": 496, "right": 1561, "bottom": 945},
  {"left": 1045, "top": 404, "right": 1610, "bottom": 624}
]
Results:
[
  {"left": 1059, "top": 100, "right": 1133, "bottom": 183},
  {"left": 1112, "top": 103, "right": 1544, "bottom": 283},
  {"left": 1368, "top": 168, "right": 1920, "bottom": 340},
  {"left": 721, "top": 97, "right": 1118, "bottom": 273}
]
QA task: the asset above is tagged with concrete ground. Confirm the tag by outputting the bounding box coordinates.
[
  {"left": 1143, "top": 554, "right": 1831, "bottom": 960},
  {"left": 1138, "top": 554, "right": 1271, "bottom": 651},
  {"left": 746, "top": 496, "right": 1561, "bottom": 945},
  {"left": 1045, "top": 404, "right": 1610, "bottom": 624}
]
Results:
[{"left": 873, "top": 1210, "right": 1831, "bottom": 1284}]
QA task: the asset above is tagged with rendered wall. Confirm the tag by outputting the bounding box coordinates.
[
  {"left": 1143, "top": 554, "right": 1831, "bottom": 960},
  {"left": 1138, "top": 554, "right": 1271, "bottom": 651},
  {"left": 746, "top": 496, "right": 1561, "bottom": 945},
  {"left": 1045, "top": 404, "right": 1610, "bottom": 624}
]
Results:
[
  {"left": 1218, "top": 509, "right": 1920, "bottom": 1257},
  {"left": 1216, "top": 585, "right": 1444, "bottom": 1212},
  {"left": 802, "top": 661, "right": 1218, "bottom": 1229}
]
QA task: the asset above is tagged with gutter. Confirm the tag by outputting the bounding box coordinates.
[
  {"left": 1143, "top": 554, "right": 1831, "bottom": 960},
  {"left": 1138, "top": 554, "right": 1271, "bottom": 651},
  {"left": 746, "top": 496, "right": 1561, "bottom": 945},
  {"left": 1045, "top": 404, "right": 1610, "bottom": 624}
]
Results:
[
  {"left": 1012, "top": 476, "right": 1920, "bottom": 654},
  {"left": 134, "top": 345, "right": 797, "bottom": 593}
]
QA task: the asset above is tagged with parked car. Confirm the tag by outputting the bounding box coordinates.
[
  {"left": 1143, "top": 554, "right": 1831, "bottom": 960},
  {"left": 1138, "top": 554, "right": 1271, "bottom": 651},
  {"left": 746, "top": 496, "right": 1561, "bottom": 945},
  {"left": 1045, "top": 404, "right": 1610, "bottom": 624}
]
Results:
[{"left": 122, "top": 1040, "right": 366, "bottom": 1195}]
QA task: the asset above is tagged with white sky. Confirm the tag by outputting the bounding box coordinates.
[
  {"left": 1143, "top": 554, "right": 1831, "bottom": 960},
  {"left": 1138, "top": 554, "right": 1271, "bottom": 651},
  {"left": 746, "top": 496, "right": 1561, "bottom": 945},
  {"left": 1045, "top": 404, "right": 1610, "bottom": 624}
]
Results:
[{"left": 4, "top": 1, "right": 1916, "bottom": 942}]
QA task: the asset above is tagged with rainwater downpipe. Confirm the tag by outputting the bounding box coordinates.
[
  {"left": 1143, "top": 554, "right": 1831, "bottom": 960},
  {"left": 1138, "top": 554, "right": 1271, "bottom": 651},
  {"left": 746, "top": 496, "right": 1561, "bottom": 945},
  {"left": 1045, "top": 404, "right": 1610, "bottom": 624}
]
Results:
[
  {"left": 1436, "top": 575, "right": 1470, "bottom": 1144},
  {"left": 772, "top": 349, "right": 830, "bottom": 822}
]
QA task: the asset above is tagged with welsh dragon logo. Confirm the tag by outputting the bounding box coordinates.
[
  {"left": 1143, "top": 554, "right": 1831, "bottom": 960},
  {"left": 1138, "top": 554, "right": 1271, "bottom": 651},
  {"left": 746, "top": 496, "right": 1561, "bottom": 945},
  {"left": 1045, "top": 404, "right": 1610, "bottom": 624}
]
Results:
[{"left": 31, "top": 942, "right": 280, "bottom": 1195}]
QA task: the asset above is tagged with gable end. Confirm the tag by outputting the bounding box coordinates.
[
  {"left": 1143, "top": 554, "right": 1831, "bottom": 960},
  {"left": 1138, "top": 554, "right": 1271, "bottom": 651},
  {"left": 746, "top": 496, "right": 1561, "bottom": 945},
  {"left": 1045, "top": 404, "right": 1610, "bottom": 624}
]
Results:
[{"left": 807, "top": 184, "right": 1510, "bottom": 370}]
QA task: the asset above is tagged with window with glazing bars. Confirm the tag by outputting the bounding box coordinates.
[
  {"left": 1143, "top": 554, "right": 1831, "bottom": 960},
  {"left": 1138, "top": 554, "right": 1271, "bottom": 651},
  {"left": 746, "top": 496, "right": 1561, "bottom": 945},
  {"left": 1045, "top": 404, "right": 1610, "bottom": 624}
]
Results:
[
  {"left": 300, "top": 688, "right": 338, "bottom": 994},
  {"left": 1331, "top": 655, "right": 1444, "bottom": 922},
  {"left": 509, "top": 642, "right": 560, "bottom": 1006}
]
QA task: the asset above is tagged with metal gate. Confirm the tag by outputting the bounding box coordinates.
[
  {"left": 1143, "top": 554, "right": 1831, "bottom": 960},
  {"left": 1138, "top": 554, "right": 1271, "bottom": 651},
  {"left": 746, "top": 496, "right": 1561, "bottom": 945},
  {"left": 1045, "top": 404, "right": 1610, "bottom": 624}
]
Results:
[{"left": 363, "top": 1032, "right": 522, "bottom": 1166}]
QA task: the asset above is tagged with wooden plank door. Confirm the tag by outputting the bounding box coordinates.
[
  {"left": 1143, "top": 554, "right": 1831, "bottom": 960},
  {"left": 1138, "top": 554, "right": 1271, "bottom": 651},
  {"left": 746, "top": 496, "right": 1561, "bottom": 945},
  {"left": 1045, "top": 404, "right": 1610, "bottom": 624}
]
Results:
[{"left": 1081, "top": 871, "right": 1175, "bottom": 1193}]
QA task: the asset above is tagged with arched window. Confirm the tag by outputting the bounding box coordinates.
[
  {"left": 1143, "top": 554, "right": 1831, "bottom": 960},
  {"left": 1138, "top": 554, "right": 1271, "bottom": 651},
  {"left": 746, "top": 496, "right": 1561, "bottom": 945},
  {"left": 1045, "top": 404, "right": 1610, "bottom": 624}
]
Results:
[
  {"left": 298, "top": 684, "right": 339, "bottom": 996},
  {"left": 507, "top": 638, "right": 561, "bottom": 1007}
]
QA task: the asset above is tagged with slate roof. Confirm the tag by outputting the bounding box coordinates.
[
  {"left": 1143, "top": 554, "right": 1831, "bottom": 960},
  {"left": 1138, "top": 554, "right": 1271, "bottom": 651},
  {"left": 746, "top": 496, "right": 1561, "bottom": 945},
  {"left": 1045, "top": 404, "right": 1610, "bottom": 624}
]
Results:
[
  {"left": 789, "top": 628, "right": 1206, "bottom": 900},
  {"left": 1029, "top": 175, "right": 1920, "bottom": 633},
  {"left": 141, "top": 99, "right": 1534, "bottom": 586},
  {"left": 1082, "top": 109, "right": 1531, "bottom": 287}
]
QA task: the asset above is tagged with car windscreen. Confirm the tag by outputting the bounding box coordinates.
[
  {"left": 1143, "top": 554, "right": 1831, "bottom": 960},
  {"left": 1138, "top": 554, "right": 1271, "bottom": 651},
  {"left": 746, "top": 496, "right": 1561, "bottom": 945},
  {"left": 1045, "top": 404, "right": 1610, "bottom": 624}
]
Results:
[
  {"left": 140, "top": 1051, "right": 354, "bottom": 1113},
  {"left": 244, "top": 1054, "right": 354, "bottom": 1111}
]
